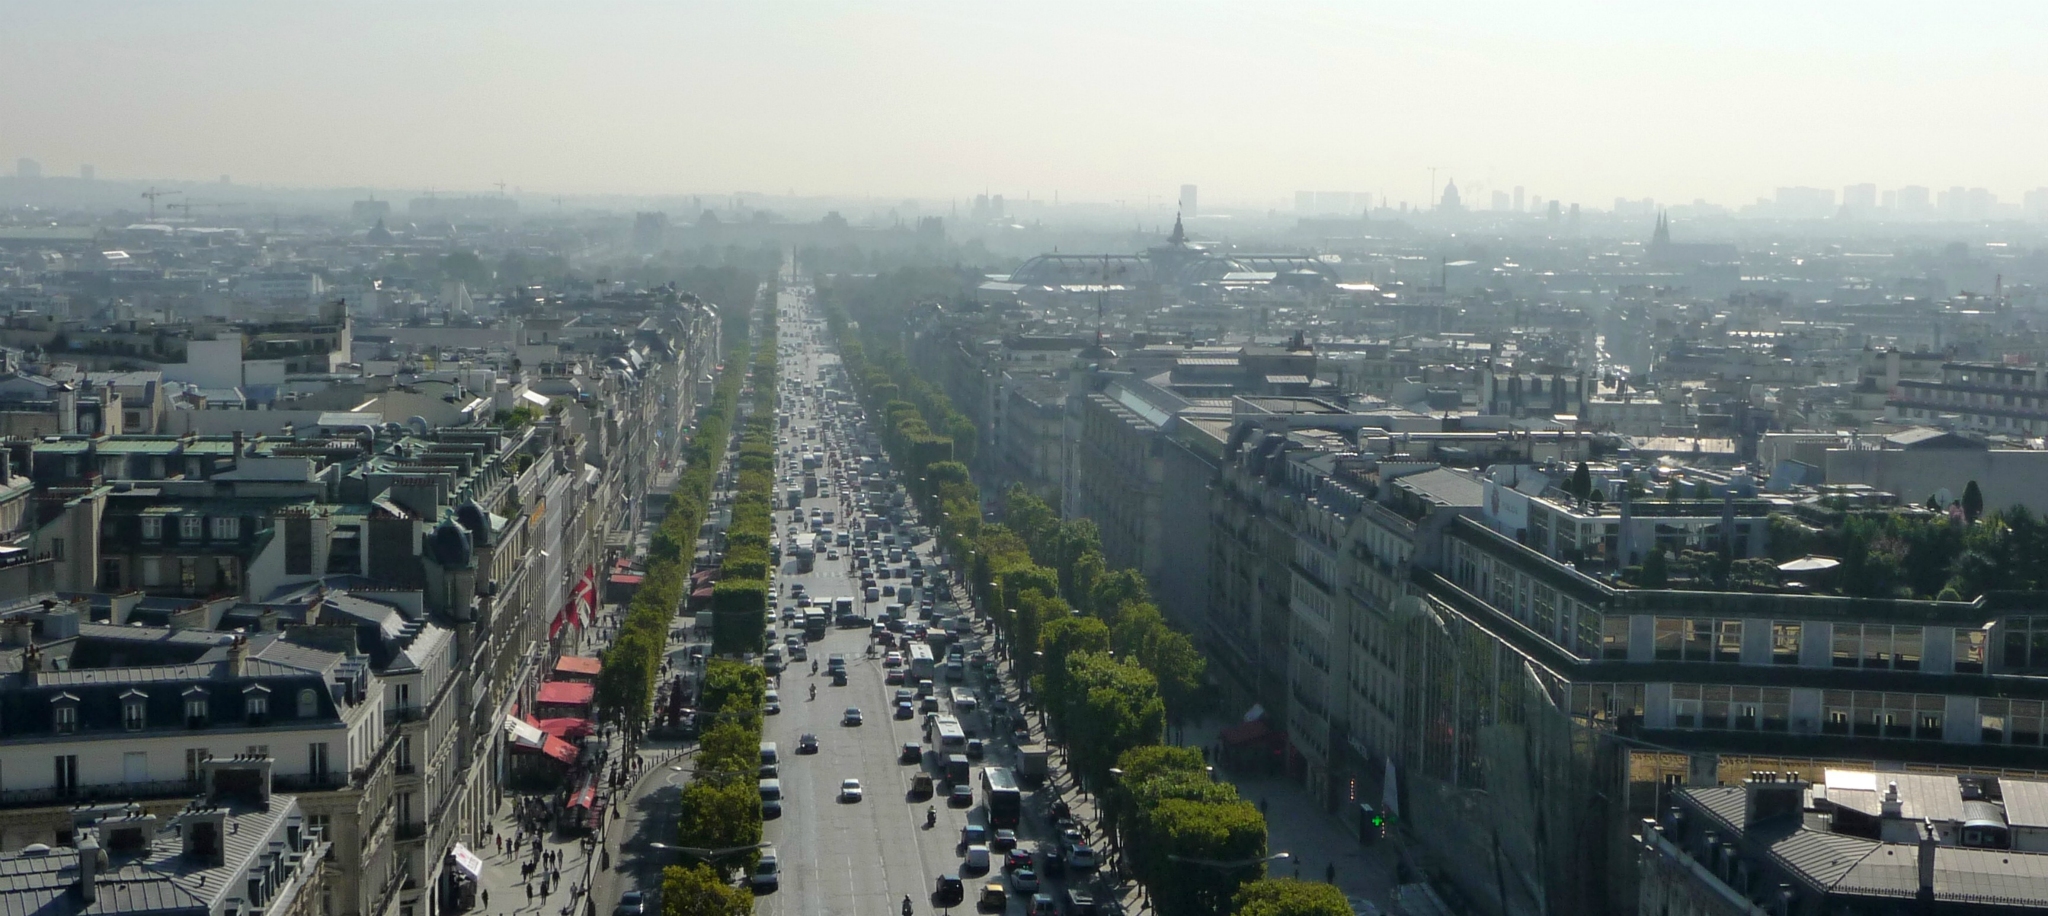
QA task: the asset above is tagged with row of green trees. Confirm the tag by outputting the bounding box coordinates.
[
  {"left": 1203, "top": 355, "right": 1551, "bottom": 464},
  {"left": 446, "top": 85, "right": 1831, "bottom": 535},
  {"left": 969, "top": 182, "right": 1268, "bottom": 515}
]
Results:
[
  {"left": 819, "top": 292, "right": 1308, "bottom": 915},
  {"left": 593, "top": 307, "right": 755, "bottom": 732},
  {"left": 710, "top": 299, "right": 780, "bottom": 653},
  {"left": 663, "top": 658, "right": 766, "bottom": 916}
]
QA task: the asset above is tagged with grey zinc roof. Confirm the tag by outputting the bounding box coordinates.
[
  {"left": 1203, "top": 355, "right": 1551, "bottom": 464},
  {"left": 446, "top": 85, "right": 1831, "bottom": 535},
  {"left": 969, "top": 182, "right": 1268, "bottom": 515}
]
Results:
[
  {"left": 0, "top": 794, "right": 311, "bottom": 916},
  {"left": 1394, "top": 467, "right": 1484, "bottom": 508},
  {"left": 1999, "top": 780, "right": 2048, "bottom": 829}
]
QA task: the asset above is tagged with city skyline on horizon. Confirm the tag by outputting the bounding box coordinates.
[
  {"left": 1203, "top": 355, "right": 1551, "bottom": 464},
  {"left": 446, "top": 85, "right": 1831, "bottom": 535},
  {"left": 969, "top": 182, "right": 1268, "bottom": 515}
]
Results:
[{"left": 6, "top": 3, "right": 2048, "bottom": 209}]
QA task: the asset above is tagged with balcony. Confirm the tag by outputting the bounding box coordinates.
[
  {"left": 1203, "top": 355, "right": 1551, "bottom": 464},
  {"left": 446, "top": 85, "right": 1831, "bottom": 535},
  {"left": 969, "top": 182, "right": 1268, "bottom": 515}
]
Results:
[
  {"left": 0, "top": 779, "right": 201, "bottom": 810},
  {"left": 395, "top": 762, "right": 418, "bottom": 776},
  {"left": 389, "top": 705, "right": 424, "bottom": 724},
  {"left": 396, "top": 821, "right": 427, "bottom": 841}
]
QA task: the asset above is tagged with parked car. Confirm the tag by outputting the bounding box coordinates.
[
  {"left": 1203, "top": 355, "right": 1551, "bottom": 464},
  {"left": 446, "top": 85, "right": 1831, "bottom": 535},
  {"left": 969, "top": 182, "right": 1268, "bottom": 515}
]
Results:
[{"left": 614, "top": 891, "right": 644, "bottom": 916}]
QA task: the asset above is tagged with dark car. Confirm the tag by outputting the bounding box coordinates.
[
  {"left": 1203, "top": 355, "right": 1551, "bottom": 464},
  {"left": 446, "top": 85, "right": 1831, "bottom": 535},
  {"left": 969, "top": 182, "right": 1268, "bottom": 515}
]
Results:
[
  {"left": 950, "top": 784, "right": 974, "bottom": 807},
  {"left": 934, "top": 875, "right": 964, "bottom": 909},
  {"left": 901, "top": 742, "right": 923, "bottom": 764}
]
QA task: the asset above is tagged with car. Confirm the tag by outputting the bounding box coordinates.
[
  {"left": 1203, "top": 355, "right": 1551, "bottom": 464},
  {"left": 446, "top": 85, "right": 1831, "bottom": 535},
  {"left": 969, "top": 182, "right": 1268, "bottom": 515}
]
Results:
[
  {"left": 934, "top": 875, "right": 964, "bottom": 909},
  {"left": 758, "top": 762, "right": 778, "bottom": 779},
  {"left": 963, "top": 824, "right": 987, "bottom": 847},
  {"left": 901, "top": 742, "right": 923, "bottom": 764},
  {"left": 885, "top": 669, "right": 905, "bottom": 685},
  {"left": 763, "top": 691, "right": 781, "bottom": 715},
  {"left": 896, "top": 701, "right": 915, "bottom": 719},
  {"left": 750, "top": 848, "right": 780, "bottom": 891},
  {"left": 843, "top": 707, "right": 864, "bottom": 726},
  {"left": 1009, "top": 867, "right": 1039, "bottom": 892},
  {"left": 920, "top": 696, "right": 939, "bottom": 713},
  {"left": 780, "top": 608, "right": 798, "bottom": 624},
  {"left": 797, "top": 733, "right": 819, "bottom": 754},
  {"left": 614, "top": 891, "right": 645, "bottom": 916},
  {"left": 978, "top": 883, "right": 1008, "bottom": 912},
  {"left": 840, "top": 778, "right": 864, "bottom": 802},
  {"left": 1004, "top": 849, "right": 1033, "bottom": 871},
  {"left": 1066, "top": 844, "right": 1099, "bottom": 871},
  {"left": 992, "top": 829, "right": 1017, "bottom": 852},
  {"left": 966, "top": 739, "right": 984, "bottom": 760},
  {"left": 884, "top": 652, "right": 903, "bottom": 668},
  {"left": 761, "top": 798, "right": 782, "bottom": 818},
  {"left": 1030, "top": 893, "right": 1057, "bottom": 916},
  {"left": 950, "top": 784, "right": 973, "bottom": 806},
  {"left": 964, "top": 844, "right": 990, "bottom": 873},
  {"left": 826, "top": 550, "right": 840, "bottom": 560}
]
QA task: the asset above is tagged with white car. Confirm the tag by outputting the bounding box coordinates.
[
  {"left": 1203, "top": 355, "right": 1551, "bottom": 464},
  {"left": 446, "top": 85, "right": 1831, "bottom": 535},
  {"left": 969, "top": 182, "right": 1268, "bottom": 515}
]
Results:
[
  {"left": 840, "top": 778, "right": 864, "bottom": 802},
  {"left": 964, "top": 844, "right": 990, "bottom": 873}
]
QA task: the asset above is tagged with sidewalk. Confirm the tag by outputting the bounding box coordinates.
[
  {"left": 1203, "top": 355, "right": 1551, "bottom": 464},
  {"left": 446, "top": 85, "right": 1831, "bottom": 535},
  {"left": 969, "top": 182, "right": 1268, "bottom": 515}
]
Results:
[{"left": 974, "top": 623, "right": 1397, "bottom": 914}]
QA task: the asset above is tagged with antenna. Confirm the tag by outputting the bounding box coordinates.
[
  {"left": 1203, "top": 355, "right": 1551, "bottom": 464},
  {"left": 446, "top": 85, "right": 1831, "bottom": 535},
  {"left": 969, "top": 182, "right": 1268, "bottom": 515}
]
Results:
[{"left": 493, "top": 180, "right": 508, "bottom": 196}]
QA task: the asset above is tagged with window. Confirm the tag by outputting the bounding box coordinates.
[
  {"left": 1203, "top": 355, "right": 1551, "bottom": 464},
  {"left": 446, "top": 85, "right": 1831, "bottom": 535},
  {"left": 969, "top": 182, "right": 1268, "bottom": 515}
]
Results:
[
  {"left": 1834, "top": 624, "right": 1922, "bottom": 670},
  {"left": 186, "top": 748, "right": 210, "bottom": 783},
  {"left": 1772, "top": 622, "right": 1802, "bottom": 665},
  {"left": 50, "top": 538, "right": 63, "bottom": 561},
  {"left": 180, "top": 515, "right": 203, "bottom": 540},
  {"left": 1654, "top": 618, "right": 1683, "bottom": 661},
  {"left": 245, "top": 689, "right": 269, "bottom": 723},
  {"left": 1980, "top": 699, "right": 2043, "bottom": 746},
  {"left": 123, "top": 692, "right": 147, "bottom": 731},
  {"left": 1716, "top": 620, "right": 1743, "bottom": 664},
  {"left": 1671, "top": 684, "right": 1701, "bottom": 728},
  {"left": 1601, "top": 614, "right": 1630, "bottom": 660},
  {"left": 54, "top": 755, "right": 78, "bottom": 797},
  {"left": 1955, "top": 629, "right": 1987, "bottom": 674},
  {"left": 2001, "top": 617, "right": 2048, "bottom": 670},
  {"left": 185, "top": 689, "right": 209, "bottom": 727},
  {"left": 298, "top": 689, "right": 319, "bottom": 718},
  {"left": 142, "top": 517, "right": 162, "bottom": 541},
  {"left": 54, "top": 702, "right": 77, "bottom": 735},
  {"left": 309, "top": 742, "right": 331, "bottom": 780},
  {"left": 1823, "top": 690, "right": 1940, "bottom": 740},
  {"left": 211, "top": 516, "right": 240, "bottom": 540}
]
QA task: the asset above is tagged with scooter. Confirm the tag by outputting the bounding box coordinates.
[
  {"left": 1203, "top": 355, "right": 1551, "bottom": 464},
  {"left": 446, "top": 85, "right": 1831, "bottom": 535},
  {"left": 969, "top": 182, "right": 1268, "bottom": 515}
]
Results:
[{"left": 925, "top": 806, "right": 937, "bottom": 829}]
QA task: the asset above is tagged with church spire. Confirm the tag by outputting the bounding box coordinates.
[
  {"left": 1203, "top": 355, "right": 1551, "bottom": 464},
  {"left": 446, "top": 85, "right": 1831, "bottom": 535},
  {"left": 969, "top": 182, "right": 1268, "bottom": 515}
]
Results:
[
  {"left": 1652, "top": 211, "right": 1671, "bottom": 247},
  {"left": 1168, "top": 210, "right": 1186, "bottom": 246}
]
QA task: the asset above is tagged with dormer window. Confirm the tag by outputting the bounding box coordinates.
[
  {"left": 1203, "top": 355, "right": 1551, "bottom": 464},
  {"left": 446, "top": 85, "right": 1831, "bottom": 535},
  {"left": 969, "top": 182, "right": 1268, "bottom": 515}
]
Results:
[
  {"left": 123, "top": 689, "right": 149, "bottom": 731},
  {"left": 141, "top": 516, "right": 163, "bottom": 541},
  {"left": 211, "top": 516, "right": 240, "bottom": 540},
  {"left": 180, "top": 515, "right": 204, "bottom": 540},
  {"left": 297, "top": 688, "right": 318, "bottom": 718},
  {"left": 52, "top": 694, "right": 80, "bottom": 735},
  {"left": 244, "top": 685, "right": 270, "bottom": 724},
  {"left": 185, "top": 686, "right": 210, "bottom": 728}
]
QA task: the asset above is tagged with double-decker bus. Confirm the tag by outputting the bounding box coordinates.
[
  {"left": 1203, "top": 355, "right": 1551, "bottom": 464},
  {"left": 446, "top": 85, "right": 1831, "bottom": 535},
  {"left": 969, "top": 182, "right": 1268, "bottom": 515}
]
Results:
[{"left": 980, "top": 766, "right": 1021, "bottom": 828}]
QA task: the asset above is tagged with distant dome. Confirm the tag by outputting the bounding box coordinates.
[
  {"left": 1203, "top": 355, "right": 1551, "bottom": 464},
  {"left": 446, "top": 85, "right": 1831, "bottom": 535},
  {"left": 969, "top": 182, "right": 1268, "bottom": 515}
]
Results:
[{"left": 428, "top": 519, "right": 474, "bottom": 568}]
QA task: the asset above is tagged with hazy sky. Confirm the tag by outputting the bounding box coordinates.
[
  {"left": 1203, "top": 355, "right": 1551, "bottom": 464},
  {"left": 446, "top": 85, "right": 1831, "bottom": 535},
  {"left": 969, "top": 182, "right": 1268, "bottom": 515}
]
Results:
[{"left": 4, "top": 1, "right": 2044, "bottom": 208}]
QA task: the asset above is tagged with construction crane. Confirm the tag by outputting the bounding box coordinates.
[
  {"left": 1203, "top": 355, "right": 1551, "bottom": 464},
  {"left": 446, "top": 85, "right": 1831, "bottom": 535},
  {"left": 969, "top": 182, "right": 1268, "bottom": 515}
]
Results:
[{"left": 140, "top": 187, "right": 181, "bottom": 220}]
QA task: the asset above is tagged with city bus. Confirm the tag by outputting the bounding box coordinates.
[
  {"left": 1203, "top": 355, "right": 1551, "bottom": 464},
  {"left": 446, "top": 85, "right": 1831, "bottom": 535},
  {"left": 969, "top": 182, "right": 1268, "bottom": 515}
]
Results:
[
  {"left": 980, "top": 766, "right": 1021, "bottom": 828},
  {"left": 907, "top": 643, "right": 936, "bottom": 680},
  {"left": 934, "top": 715, "right": 967, "bottom": 753}
]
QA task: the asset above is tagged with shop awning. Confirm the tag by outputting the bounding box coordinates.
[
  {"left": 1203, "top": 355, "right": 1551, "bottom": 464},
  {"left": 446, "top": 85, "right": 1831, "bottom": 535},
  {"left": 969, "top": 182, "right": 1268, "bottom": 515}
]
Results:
[
  {"left": 448, "top": 843, "right": 484, "bottom": 881},
  {"left": 540, "top": 736, "right": 579, "bottom": 764},
  {"left": 503, "top": 714, "right": 545, "bottom": 748},
  {"left": 537, "top": 681, "right": 595, "bottom": 707},
  {"left": 554, "top": 655, "right": 602, "bottom": 677},
  {"left": 537, "top": 717, "right": 595, "bottom": 740},
  {"left": 566, "top": 785, "right": 597, "bottom": 809},
  {"left": 690, "top": 585, "right": 714, "bottom": 600}
]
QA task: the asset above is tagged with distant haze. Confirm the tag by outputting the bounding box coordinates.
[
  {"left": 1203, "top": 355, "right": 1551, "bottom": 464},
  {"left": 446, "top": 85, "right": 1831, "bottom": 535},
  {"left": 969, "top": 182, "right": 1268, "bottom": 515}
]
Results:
[{"left": 4, "top": 1, "right": 2044, "bottom": 207}]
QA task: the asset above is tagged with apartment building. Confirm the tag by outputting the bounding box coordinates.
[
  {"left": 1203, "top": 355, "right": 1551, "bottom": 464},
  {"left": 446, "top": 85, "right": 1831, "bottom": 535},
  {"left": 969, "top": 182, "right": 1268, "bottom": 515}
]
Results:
[{"left": 1889, "top": 361, "right": 2048, "bottom": 436}]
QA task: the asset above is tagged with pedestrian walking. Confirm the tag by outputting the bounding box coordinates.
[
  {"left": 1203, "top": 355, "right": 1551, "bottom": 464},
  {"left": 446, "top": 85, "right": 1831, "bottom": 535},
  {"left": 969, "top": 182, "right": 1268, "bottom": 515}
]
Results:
[
  {"left": 483, "top": 890, "right": 490, "bottom": 908},
  {"left": 526, "top": 884, "right": 534, "bottom": 903}
]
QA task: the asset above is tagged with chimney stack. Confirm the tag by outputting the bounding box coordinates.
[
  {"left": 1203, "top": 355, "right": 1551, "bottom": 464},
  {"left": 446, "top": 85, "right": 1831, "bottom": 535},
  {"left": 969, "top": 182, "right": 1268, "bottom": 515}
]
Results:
[
  {"left": 1917, "top": 819, "right": 1938, "bottom": 901},
  {"left": 75, "top": 829, "right": 103, "bottom": 904},
  {"left": 1882, "top": 781, "right": 1904, "bottom": 818},
  {"left": 232, "top": 430, "right": 246, "bottom": 459},
  {"left": 225, "top": 635, "right": 248, "bottom": 677}
]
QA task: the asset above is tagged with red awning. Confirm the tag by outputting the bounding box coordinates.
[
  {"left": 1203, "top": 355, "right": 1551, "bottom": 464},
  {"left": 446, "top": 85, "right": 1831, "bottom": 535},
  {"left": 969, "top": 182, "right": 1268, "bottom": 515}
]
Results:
[
  {"left": 554, "top": 655, "right": 602, "bottom": 677},
  {"left": 1219, "top": 718, "right": 1273, "bottom": 747},
  {"left": 690, "top": 586, "right": 714, "bottom": 600},
  {"left": 540, "top": 736, "right": 578, "bottom": 764},
  {"left": 537, "top": 717, "right": 595, "bottom": 740},
  {"left": 611, "top": 574, "right": 644, "bottom": 586},
  {"left": 536, "top": 681, "right": 595, "bottom": 707},
  {"left": 566, "top": 785, "right": 597, "bottom": 809},
  {"left": 691, "top": 568, "right": 719, "bottom": 585}
]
